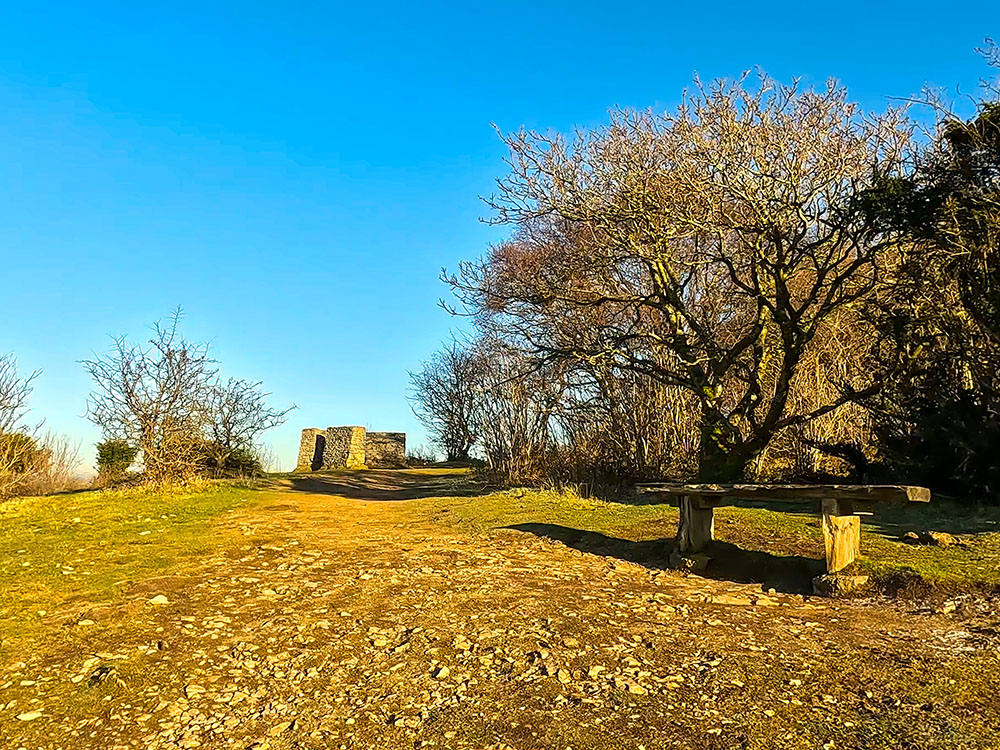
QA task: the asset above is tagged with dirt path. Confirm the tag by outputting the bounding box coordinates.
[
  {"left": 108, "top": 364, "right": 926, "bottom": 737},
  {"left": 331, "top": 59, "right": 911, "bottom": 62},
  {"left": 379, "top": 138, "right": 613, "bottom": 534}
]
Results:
[{"left": 4, "top": 470, "right": 999, "bottom": 749}]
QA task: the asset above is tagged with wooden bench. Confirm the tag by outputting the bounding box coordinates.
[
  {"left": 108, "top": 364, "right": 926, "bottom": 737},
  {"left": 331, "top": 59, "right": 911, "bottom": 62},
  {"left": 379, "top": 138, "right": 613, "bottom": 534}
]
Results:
[{"left": 635, "top": 483, "right": 931, "bottom": 574}]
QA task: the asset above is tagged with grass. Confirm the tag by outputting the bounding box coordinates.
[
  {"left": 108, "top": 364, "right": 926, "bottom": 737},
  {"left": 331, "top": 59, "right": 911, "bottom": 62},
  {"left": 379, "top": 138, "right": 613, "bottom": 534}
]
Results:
[{"left": 0, "top": 482, "right": 267, "bottom": 650}]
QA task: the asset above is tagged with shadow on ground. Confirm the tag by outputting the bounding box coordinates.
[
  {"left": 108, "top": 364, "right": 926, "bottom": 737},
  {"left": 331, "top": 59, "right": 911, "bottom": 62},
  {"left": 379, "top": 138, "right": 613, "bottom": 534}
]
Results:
[
  {"left": 505, "top": 522, "right": 823, "bottom": 593},
  {"left": 268, "top": 469, "right": 487, "bottom": 502}
]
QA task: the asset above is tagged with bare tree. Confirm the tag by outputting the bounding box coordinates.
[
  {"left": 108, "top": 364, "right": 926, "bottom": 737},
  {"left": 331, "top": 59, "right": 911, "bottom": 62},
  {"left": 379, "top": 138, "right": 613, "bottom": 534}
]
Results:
[
  {"left": 0, "top": 353, "right": 38, "bottom": 435},
  {"left": 471, "top": 337, "right": 563, "bottom": 484},
  {"left": 554, "top": 360, "right": 701, "bottom": 484},
  {"left": 0, "top": 354, "right": 42, "bottom": 498},
  {"left": 82, "top": 310, "right": 216, "bottom": 482},
  {"left": 408, "top": 339, "right": 481, "bottom": 462},
  {"left": 447, "top": 73, "right": 912, "bottom": 481},
  {"left": 204, "top": 378, "right": 295, "bottom": 475}
]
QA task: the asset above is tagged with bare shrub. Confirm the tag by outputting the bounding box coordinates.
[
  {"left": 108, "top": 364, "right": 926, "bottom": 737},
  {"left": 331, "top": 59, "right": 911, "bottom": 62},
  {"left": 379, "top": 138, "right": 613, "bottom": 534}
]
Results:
[
  {"left": 252, "top": 442, "right": 280, "bottom": 474},
  {"left": 203, "top": 378, "right": 294, "bottom": 476},
  {"left": 472, "top": 339, "right": 562, "bottom": 485},
  {"left": 406, "top": 445, "right": 439, "bottom": 466},
  {"left": 82, "top": 310, "right": 216, "bottom": 483},
  {"left": 552, "top": 363, "right": 700, "bottom": 487},
  {"left": 0, "top": 354, "right": 42, "bottom": 499},
  {"left": 26, "top": 432, "right": 84, "bottom": 495}
]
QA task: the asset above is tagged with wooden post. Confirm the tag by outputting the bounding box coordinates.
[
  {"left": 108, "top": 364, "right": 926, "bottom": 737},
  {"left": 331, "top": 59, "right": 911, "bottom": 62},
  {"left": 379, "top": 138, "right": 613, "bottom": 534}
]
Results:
[
  {"left": 822, "top": 498, "right": 860, "bottom": 573},
  {"left": 677, "top": 495, "right": 714, "bottom": 552}
]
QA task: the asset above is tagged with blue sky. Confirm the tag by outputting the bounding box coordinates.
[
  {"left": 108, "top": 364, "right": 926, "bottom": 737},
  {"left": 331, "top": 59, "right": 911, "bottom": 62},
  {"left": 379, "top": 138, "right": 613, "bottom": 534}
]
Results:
[{"left": 0, "top": 1, "right": 996, "bottom": 470}]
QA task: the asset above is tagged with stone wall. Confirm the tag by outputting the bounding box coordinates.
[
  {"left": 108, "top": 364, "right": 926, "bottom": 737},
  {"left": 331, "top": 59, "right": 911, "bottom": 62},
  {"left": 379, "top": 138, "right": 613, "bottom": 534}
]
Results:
[
  {"left": 297, "top": 428, "right": 326, "bottom": 472},
  {"left": 323, "top": 426, "right": 367, "bottom": 470},
  {"left": 364, "top": 431, "right": 407, "bottom": 468},
  {"left": 296, "top": 426, "right": 406, "bottom": 470}
]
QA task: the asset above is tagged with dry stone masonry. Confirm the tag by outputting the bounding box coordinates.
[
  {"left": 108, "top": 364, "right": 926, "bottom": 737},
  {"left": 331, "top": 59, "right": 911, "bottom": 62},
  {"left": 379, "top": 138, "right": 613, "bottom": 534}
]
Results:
[{"left": 297, "top": 426, "right": 406, "bottom": 470}]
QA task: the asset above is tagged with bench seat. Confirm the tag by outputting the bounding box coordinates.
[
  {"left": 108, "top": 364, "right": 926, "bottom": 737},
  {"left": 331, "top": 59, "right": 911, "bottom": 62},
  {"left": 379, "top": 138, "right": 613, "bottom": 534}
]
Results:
[{"left": 636, "top": 483, "right": 930, "bottom": 574}]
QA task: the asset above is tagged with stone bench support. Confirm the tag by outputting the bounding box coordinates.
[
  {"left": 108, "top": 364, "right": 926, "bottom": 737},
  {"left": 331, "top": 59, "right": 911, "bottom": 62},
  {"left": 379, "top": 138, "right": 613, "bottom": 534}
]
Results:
[{"left": 677, "top": 495, "right": 714, "bottom": 553}]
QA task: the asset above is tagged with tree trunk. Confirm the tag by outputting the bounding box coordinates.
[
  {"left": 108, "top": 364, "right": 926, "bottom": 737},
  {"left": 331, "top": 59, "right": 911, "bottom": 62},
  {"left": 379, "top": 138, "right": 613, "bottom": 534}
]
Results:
[{"left": 697, "top": 416, "right": 750, "bottom": 482}]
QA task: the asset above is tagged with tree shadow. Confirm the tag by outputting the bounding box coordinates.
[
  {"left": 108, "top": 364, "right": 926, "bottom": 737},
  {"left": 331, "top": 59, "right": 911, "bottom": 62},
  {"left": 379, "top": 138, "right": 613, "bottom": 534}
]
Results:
[
  {"left": 269, "top": 469, "right": 488, "bottom": 502},
  {"left": 505, "top": 522, "right": 823, "bottom": 593}
]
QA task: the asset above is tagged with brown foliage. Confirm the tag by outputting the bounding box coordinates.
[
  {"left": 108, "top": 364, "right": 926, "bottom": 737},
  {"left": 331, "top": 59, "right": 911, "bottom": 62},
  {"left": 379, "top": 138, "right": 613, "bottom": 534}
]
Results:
[{"left": 447, "top": 73, "right": 911, "bottom": 481}]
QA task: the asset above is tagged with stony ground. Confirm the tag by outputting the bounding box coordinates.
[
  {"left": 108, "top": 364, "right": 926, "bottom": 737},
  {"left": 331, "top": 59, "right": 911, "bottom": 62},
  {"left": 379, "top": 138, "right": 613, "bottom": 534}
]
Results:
[{"left": 2, "top": 470, "right": 999, "bottom": 750}]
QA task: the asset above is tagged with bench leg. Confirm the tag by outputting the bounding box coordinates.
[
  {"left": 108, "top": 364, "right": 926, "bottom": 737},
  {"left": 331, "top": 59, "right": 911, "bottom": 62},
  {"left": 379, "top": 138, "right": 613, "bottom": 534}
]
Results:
[
  {"left": 677, "top": 495, "right": 714, "bottom": 553},
  {"left": 822, "top": 498, "right": 860, "bottom": 573}
]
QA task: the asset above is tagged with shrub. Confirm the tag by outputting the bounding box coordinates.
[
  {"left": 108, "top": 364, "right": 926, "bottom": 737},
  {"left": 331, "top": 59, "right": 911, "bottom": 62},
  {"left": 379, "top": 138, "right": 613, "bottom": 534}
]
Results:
[
  {"left": 96, "top": 439, "right": 138, "bottom": 483},
  {"left": 222, "top": 447, "right": 263, "bottom": 477},
  {"left": 200, "top": 442, "right": 263, "bottom": 477},
  {"left": 0, "top": 432, "right": 41, "bottom": 473}
]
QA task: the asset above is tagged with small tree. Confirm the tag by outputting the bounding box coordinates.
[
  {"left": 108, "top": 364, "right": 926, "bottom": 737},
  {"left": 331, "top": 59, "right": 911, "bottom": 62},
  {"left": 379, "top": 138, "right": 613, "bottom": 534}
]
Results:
[
  {"left": 82, "top": 310, "right": 216, "bottom": 482},
  {"left": 408, "top": 339, "right": 482, "bottom": 462},
  {"left": 203, "top": 378, "right": 294, "bottom": 476}
]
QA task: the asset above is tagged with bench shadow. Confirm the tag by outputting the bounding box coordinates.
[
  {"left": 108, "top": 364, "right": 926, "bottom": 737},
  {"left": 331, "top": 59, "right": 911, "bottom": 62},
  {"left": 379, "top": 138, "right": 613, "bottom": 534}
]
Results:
[{"left": 505, "top": 522, "right": 823, "bottom": 594}]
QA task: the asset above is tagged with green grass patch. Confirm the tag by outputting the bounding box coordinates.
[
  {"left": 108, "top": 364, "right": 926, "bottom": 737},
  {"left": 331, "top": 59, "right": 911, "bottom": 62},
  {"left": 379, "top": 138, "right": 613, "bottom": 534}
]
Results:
[
  {"left": 414, "top": 485, "right": 1000, "bottom": 594},
  {"left": 0, "top": 482, "right": 266, "bottom": 651}
]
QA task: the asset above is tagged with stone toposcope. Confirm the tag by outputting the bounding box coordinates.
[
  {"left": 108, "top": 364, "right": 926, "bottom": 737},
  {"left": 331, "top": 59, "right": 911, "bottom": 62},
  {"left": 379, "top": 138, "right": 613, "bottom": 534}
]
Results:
[{"left": 296, "top": 426, "right": 406, "bottom": 471}]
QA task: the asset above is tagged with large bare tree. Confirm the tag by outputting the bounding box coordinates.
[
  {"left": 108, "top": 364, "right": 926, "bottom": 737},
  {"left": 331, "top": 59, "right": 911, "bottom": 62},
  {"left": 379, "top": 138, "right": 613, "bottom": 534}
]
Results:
[{"left": 448, "top": 74, "right": 912, "bottom": 481}]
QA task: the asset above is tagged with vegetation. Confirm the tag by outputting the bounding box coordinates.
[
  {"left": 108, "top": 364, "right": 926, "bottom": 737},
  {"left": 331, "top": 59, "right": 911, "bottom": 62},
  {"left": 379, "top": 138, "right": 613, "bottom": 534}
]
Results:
[
  {"left": 0, "top": 354, "right": 81, "bottom": 499},
  {"left": 0, "top": 482, "right": 264, "bottom": 646},
  {"left": 95, "top": 439, "right": 138, "bottom": 484},
  {"left": 408, "top": 339, "right": 481, "bottom": 462},
  {"left": 80, "top": 310, "right": 291, "bottom": 486},
  {"left": 865, "top": 58, "right": 1000, "bottom": 499},
  {"left": 448, "top": 75, "right": 911, "bottom": 483},
  {"left": 407, "top": 47, "right": 1000, "bottom": 502}
]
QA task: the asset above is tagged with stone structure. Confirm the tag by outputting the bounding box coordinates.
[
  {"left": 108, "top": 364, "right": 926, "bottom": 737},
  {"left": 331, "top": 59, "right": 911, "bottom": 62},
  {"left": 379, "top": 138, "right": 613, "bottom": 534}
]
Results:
[
  {"left": 296, "top": 426, "right": 406, "bottom": 471},
  {"left": 363, "top": 430, "right": 407, "bottom": 468}
]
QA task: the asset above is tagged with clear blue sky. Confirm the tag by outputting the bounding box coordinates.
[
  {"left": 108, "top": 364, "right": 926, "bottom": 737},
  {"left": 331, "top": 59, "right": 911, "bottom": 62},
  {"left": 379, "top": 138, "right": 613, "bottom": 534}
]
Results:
[{"left": 1, "top": 1, "right": 996, "bottom": 470}]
